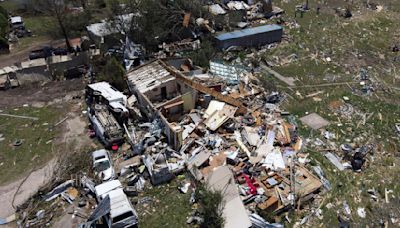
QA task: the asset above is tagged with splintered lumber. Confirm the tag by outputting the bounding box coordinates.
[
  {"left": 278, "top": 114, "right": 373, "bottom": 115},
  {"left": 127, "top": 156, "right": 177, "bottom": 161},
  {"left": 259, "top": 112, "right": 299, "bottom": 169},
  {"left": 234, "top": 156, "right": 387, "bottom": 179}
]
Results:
[{"left": 0, "top": 113, "right": 38, "bottom": 120}]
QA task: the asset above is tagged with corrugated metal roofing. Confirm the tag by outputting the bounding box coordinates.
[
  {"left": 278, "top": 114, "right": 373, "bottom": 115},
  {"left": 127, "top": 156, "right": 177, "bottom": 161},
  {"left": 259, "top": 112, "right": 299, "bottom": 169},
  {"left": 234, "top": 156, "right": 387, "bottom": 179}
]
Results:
[
  {"left": 215, "top": 24, "right": 282, "bottom": 41},
  {"left": 126, "top": 60, "right": 175, "bottom": 94}
]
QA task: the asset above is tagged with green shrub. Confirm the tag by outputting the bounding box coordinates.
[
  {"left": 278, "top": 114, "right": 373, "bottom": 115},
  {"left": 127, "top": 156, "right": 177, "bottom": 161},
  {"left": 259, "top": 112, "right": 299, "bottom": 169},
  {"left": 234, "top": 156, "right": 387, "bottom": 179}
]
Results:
[
  {"left": 0, "top": 13, "right": 7, "bottom": 37},
  {"left": 98, "top": 57, "right": 127, "bottom": 91},
  {"left": 195, "top": 184, "right": 224, "bottom": 228},
  {"left": 0, "top": 6, "right": 8, "bottom": 18}
]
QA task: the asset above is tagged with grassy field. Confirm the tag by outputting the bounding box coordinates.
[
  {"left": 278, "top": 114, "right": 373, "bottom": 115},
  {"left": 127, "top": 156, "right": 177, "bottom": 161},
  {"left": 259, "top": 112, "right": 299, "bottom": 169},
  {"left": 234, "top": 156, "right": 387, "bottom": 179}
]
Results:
[
  {"left": 277, "top": 85, "right": 400, "bottom": 226},
  {"left": 263, "top": 0, "right": 400, "bottom": 90},
  {"left": 0, "top": 0, "right": 22, "bottom": 13},
  {"left": 24, "top": 16, "right": 56, "bottom": 36},
  {"left": 0, "top": 1, "right": 56, "bottom": 52},
  {"left": 135, "top": 179, "right": 193, "bottom": 228},
  {"left": 258, "top": 0, "right": 400, "bottom": 226},
  {"left": 0, "top": 106, "right": 62, "bottom": 185}
]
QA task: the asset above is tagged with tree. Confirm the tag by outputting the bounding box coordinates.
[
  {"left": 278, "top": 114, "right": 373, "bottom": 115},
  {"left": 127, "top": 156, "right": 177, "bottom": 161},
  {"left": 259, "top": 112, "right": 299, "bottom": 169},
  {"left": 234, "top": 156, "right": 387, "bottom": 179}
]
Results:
[
  {"left": 65, "top": 10, "right": 91, "bottom": 38},
  {"left": 105, "top": 0, "right": 212, "bottom": 52},
  {"left": 75, "top": 0, "right": 88, "bottom": 9},
  {"left": 186, "top": 38, "right": 216, "bottom": 68},
  {"left": 131, "top": 0, "right": 210, "bottom": 51},
  {"left": 35, "top": 0, "right": 72, "bottom": 51},
  {"left": 0, "top": 5, "right": 7, "bottom": 18},
  {"left": 0, "top": 6, "right": 8, "bottom": 52},
  {"left": 0, "top": 11, "right": 8, "bottom": 37},
  {"left": 98, "top": 57, "right": 127, "bottom": 91}
]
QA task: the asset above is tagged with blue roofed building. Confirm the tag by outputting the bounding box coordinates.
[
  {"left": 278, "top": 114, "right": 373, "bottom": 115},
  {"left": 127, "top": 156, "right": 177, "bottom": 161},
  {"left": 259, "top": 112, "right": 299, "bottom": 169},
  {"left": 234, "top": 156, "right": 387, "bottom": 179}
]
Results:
[{"left": 214, "top": 24, "right": 283, "bottom": 49}]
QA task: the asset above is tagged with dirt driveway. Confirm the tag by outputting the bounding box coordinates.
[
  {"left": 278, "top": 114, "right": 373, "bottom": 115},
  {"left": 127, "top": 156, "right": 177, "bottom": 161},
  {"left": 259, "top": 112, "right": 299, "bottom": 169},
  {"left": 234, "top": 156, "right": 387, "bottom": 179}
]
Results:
[{"left": 0, "top": 80, "right": 93, "bottom": 223}]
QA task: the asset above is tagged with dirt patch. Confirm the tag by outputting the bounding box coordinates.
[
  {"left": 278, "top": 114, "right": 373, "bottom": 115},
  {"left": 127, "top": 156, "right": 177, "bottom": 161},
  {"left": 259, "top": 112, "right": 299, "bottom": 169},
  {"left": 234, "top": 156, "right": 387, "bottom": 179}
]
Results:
[
  {"left": 62, "top": 111, "right": 93, "bottom": 151},
  {"left": 0, "top": 158, "right": 56, "bottom": 219},
  {"left": 0, "top": 79, "right": 85, "bottom": 109}
]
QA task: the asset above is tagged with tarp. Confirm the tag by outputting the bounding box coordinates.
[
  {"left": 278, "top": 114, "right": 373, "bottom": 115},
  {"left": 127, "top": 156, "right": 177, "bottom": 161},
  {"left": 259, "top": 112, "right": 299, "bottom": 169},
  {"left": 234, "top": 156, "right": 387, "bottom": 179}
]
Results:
[
  {"left": 0, "top": 214, "right": 16, "bottom": 225},
  {"left": 79, "top": 195, "right": 111, "bottom": 228},
  {"left": 87, "top": 195, "right": 111, "bottom": 222},
  {"left": 43, "top": 180, "right": 74, "bottom": 201}
]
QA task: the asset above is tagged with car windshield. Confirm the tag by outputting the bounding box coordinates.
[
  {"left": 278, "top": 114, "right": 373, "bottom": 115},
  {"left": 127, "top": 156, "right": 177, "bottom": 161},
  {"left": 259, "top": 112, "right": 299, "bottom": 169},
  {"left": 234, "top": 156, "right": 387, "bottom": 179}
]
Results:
[{"left": 94, "top": 160, "right": 110, "bottom": 172}]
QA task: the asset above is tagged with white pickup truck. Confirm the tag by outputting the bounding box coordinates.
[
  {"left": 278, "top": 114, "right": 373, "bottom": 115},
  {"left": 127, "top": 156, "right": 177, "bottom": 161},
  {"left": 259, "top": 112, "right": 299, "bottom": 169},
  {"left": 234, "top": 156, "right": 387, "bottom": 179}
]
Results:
[{"left": 95, "top": 180, "right": 138, "bottom": 228}]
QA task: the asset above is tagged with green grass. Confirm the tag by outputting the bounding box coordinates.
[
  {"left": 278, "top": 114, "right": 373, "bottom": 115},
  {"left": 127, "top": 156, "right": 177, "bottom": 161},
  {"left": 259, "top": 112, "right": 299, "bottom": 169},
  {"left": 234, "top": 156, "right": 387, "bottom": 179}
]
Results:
[
  {"left": 1, "top": 3, "right": 57, "bottom": 52},
  {"left": 11, "top": 16, "right": 56, "bottom": 52},
  {"left": 135, "top": 180, "right": 193, "bottom": 228},
  {"left": 266, "top": 2, "right": 400, "bottom": 223},
  {"left": 0, "top": 1, "right": 22, "bottom": 13},
  {"left": 262, "top": 0, "right": 400, "bottom": 87},
  {"left": 24, "top": 16, "right": 56, "bottom": 37},
  {"left": 274, "top": 60, "right": 344, "bottom": 85},
  {"left": 278, "top": 85, "right": 400, "bottom": 226},
  {"left": 11, "top": 35, "right": 48, "bottom": 52},
  {"left": 0, "top": 106, "right": 62, "bottom": 185}
]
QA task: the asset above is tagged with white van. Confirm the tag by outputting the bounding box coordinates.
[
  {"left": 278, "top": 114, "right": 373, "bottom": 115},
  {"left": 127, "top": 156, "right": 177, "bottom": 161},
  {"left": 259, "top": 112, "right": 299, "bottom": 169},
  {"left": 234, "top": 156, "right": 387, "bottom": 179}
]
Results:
[{"left": 95, "top": 180, "right": 138, "bottom": 228}]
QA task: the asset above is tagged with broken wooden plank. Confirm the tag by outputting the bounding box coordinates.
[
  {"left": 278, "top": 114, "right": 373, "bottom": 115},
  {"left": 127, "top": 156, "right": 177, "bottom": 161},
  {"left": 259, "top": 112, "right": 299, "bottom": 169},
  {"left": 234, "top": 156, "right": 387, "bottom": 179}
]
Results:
[
  {"left": 0, "top": 113, "right": 38, "bottom": 121},
  {"left": 55, "top": 116, "right": 68, "bottom": 126}
]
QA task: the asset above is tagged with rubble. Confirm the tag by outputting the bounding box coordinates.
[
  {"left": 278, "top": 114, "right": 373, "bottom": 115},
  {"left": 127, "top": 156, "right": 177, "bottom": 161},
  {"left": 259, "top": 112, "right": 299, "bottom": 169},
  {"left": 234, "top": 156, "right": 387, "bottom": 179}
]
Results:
[
  {"left": 5, "top": 0, "right": 399, "bottom": 226},
  {"left": 43, "top": 180, "right": 75, "bottom": 202},
  {"left": 325, "top": 152, "right": 345, "bottom": 171},
  {"left": 159, "top": 39, "right": 201, "bottom": 54},
  {"left": 114, "top": 58, "right": 328, "bottom": 226},
  {"left": 16, "top": 61, "right": 330, "bottom": 228}
]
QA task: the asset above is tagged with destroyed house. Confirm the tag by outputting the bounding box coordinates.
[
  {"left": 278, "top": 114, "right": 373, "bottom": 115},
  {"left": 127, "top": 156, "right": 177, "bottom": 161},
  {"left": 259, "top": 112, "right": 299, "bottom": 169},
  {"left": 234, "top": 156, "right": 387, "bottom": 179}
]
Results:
[
  {"left": 86, "top": 13, "right": 135, "bottom": 47},
  {"left": 127, "top": 59, "right": 246, "bottom": 149},
  {"left": 215, "top": 24, "right": 283, "bottom": 49},
  {"left": 127, "top": 60, "right": 195, "bottom": 149}
]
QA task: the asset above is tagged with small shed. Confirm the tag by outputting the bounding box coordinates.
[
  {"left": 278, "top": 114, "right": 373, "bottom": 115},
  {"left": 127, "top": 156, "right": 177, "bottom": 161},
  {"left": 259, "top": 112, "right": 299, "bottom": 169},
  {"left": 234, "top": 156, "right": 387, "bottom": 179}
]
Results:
[{"left": 215, "top": 24, "right": 283, "bottom": 49}]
